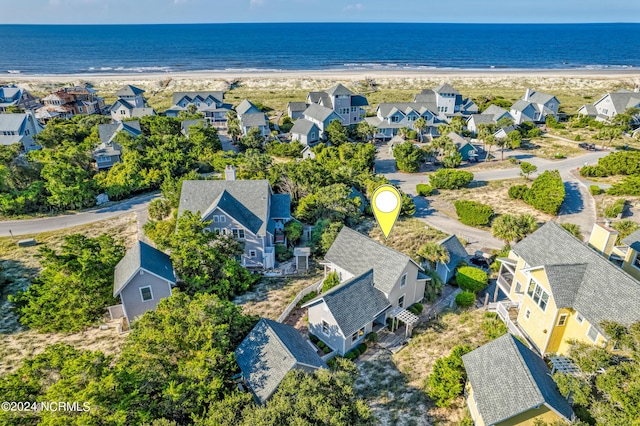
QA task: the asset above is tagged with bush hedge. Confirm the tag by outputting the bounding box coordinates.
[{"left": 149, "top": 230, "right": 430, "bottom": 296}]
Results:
[
  {"left": 429, "top": 169, "right": 474, "bottom": 190},
  {"left": 607, "top": 176, "right": 640, "bottom": 196},
  {"left": 604, "top": 199, "right": 626, "bottom": 218},
  {"left": 523, "top": 170, "right": 565, "bottom": 215},
  {"left": 454, "top": 200, "right": 494, "bottom": 227},
  {"left": 416, "top": 184, "right": 433, "bottom": 196},
  {"left": 580, "top": 151, "right": 640, "bottom": 177},
  {"left": 589, "top": 185, "right": 601, "bottom": 196},
  {"left": 456, "top": 266, "right": 489, "bottom": 293},
  {"left": 456, "top": 291, "right": 476, "bottom": 307},
  {"left": 508, "top": 184, "right": 529, "bottom": 200},
  {"left": 408, "top": 303, "right": 423, "bottom": 315}
]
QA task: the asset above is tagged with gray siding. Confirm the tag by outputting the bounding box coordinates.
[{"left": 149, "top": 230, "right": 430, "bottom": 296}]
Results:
[
  {"left": 121, "top": 270, "right": 172, "bottom": 322},
  {"left": 385, "top": 261, "right": 424, "bottom": 309},
  {"left": 307, "top": 303, "right": 346, "bottom": 355}
]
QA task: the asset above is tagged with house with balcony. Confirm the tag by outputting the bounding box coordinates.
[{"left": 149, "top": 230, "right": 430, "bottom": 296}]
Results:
[
  {"left": 302, "top": 227, "right": 430, "bottom": 355},
  {"left": 110, "top": 85, "right": 156, "bottom": 121},
  {"left": 588, "top": 222, "right": 640, "bottom": 282},
  {"left": 578, "top": 88, "right": 640, "bottom": 121},
  {"left": 466, "top": 105, "right": 514, "bottom": 134},
  {"left": 177, "top": 166, "right": 291, "bottom": 270},
  {"left": 165, "top": 91, "right": 231, "bottom": 125},
  {"left": 0, "top": 85, "right": 40, "bottom": 112},
  {"left": 493, "top": 221, "right": 640, "bottom": 356},
  {"left": 36, "top": 86, "right": 105, "bottom": 122},
  {"left": 236, "top": 99, "right": 270, "bottom": 137},
  {"left": 92, "top": 120, "right": 141, "bottom": 170},
  {"left": 413, "top": 83, "right": 478, "bottom": 120},
  {"left": 462, "top": 334, "right": 574, "bottom": 426},
  {"left": 306, "top": 83, "right": 368, "bottom": 126},
  {"left": 510, "top": 88, "right": 560, "bottom": 125},
  {"left": 365, "top": 102, "right": 438, "bottom": 140}
]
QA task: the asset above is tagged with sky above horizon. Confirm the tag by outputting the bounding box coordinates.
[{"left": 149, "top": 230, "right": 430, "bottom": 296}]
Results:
[{"left": 0, "top": 0, "right": 638, "bottom": 24}]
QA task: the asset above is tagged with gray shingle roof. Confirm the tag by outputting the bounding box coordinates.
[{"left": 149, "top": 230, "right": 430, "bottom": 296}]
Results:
[
  {"left": 437, "top": 234, "right": 470, "bottom": 270},
  {"left": 235, "top": 318, "right": 327, "bottom": 404},
  {"left": 525, "top": 90, "right": 557, "bottom": 105},
  {"left": 325, "top": 83, "right": 354, "bottom": 97},
  {"left": 115, "top": 84, "right": 145, "bottom": 97},
  {"left": 0, "top": 113, "right": 28, "bottom": 132},
  {"left": 434, "top": 83, "right": 460, "bottom": 95},
  {"left": 131, "top": 107, "right": 156, "bottom": 118},
  {"left": 324, "top": 227, "right": 419, "bottom": 295},
  {"left": 240, "top": 112, "right": 268, "bottom": 128},
  {"left": 413, "top": 89, "right": 437, "bottom": 103},
  {"left": 462, "top": 334, "right": 574, "bottom": 425},
  {"left": 307, "top": 91, "right": 332, "bottom": 106},
  {"left": 511, "top": 99, "right": 535, "bottom": 112},
  {"left": 172, "top": 91, "right": 224, "bottom": 105},
  {"left": 622, "top": 228, "right": 640, "bottom": 252},
  {"left": 513, "top": 221, "right": 640, "bottom": 332},
  {"left": 178, "top": 180, "right": 275, "bottom": 236},
  {"left": 111, "top": 99, "right": 133, "bottom": 112},
  {"left": 579, "top": 104, "right": 597, "bottom": 116},
  {"left": 303, "top": 103, "right": 339, "bottom": 123},
  {"left": 482, "top": 104, "right": 510, "bottom": 119},
  {"left": 303, "top": 269, "right": 391, "bottom": 337},
  {"left": 113, "top": 240, "right": 175, "bottom": 297},
  {"left": 236, "top": 99, "right": 260, "bottom": 116},
  {"left": 98, "top": 121, "right": 141, "bottom": 145},
  {"left": 270, "top": 194, "right": 291, "bottom": 219},
  {"left": 287, "top": 102, "right": 309, "bottom": 112},
  {"left": 377, "top": 102, "right": 437, "bottom": 118},
  {"left": 290, "top": 118, "right": 318, "bottom": 135}
]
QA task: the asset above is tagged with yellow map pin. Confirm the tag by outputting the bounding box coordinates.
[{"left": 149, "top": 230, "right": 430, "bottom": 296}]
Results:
[{"left": 371, "top": 184, "right": 402, "bottom": 239}]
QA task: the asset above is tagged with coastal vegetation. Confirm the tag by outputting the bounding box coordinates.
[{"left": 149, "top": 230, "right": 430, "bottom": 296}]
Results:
[{"left": 509, "top": 170, "right": 566, "bottom": 215}]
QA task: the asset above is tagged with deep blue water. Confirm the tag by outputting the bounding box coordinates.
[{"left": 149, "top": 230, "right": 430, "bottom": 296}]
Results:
[{"left": 1, "top": 23, "right": 639, "bottom": 74}]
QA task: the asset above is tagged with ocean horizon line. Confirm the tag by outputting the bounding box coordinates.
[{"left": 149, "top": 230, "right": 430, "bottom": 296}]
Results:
[{"left": 1, "top": 21, "right": 639, "bottom": 26}]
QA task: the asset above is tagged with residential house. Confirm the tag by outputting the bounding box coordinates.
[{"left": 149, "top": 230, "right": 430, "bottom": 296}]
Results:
[
  {"left": 235, "top": 318, "right": 327, "bottom": 404},
  {"left": 112, "top": 240, "right": 176, "bottom": 325},
  {"left": 35, "top": 86, "right": 105, "bottom": 122},
  {"left": 462, "top": 334, "right": 575, "bottom": 426},
  {"left": 236, "top": 99, "right": 270, "bottom": 137},
  {"left": 578, "top": 88, "right": 640, "bottom": 121},
  {"left": 290, "top": 119, "right": 320, "bottom": 146},
  {"left": 414, "top": 83, "right": 478, "bottom": 120},
  {"left": 494, "top": 221, "right": 640, "bottom": 356},
  {"left": 367, "top": 102, "right": 438, "bottom": 140},
  {"left": 92, "top": 120, "right": 141, "bottom": 170},
  {"left": 434, "top": 234, "right": 470, "bottom": 283},
  {"left": 466, "top": 105, "right": 513, "bottom": 134},
  {"left": 180, "top": 119, "right": 207, "bottom": 138},
  {"left": 0, "top": 112, "right": 42, "bottom": 151},
  {"left": 588, "top": 223, "right": 640, "bottom": 282},
  {"left": 166, "top": 91, "right": 231, "bottom": 124},
  {"left": 110, "top": 85, "right": 156, "bottom": 121},
  {"left": 510, "top": 88, "right": 560, "bottom": 124},
  {"left": 301, "top": 103, "right": 342, "bottom": 140},
  {"left": 301, "top": 145, "right": 316, "bottom": 160},
  {"left": 493, "top": 125, "right": 517, "bottom": 140},
  {"left": 446, "top": 132, "right": 478, "bottom": 161},
  {"left": 287, "top": 101, "right": 308, "bottom": 120},
  {"left": 177, "top": 169, "right": 291, "bottom": 269},
  {"left": 303, "top": 227, "right": 429, "bottom": 355},
  {"left": 306, "top": 83, "right": 368, "bottom": 126},
  {"left": 0, "top": 85, "right": 40, "bottom": 112}
]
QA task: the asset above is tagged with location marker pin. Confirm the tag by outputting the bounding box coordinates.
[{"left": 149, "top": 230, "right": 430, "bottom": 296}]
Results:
[{"left": 371, "top": 184, "right": 402, "bottom": 239}]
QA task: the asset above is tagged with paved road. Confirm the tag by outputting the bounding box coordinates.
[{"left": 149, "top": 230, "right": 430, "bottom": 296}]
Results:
[
  {"left": 375, "top": 144, "right": 610, "bottom": 250},
  {"left": 0, "top": 192, "right": 159, "bottom": 237}
]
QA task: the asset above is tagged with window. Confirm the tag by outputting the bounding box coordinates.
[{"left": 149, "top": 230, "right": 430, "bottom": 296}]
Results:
[
  {"left": 587, "top": 325, "right": 599, "bottom": 342},
  {"left": 398, "top": 295, "right": 405, "bottom": 308},
  {"left": 557, "top": 314, "right": 568, "bottom": 326},
  {"left": 514, "top": 281, "right": 523, "bottom": 293},
  {"left": 526, "top": 280, "right": 550, "bottom": 312},
  {"left": 524, "top": 308, "right": 531, "bottom": 320},
  {"left": 249, "top": 250, "right": 257, "bottom": 257},
  {"left": 400, "top": 273, "right": 407, "bottom": 288},
  {"left": 352, "top": 326, "right": 365, "bottom": 342},
  {"left": 232, "top": 229, "right": 245, "bottom": 239},
  {"left": 634, "top": 253, "right": 640, "bottom": 270},
  {"left": 213, "top": 215, "right": 219, "bottom": 222},
  {"left": 576, "top": 313, "right": 584, "bottom": 324},
  {"left": 339, "top": 108, "right": 349, "bottom": 115},
  {"left": 322, "top": 320, "right": 329, "bottom": 335},
  {"left": 213, "top": 228, "right": 221, "bottom": 234},
  {"left": 140, "top": 286, "right": 153, "bottom": 302},
  {"left": 311, "top": 132, "right": 316, "bottom": 139},
  {"left": 351, "top": 106, "right": 357, "bottom": 112},
  {"left": 391, "top": 115, "right": 400, "bottom": 123},
  {"left": 219, "top": 216, "right": 226, "bottom": 223}
]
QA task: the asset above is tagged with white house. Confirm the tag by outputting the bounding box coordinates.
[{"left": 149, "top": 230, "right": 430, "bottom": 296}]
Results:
[
  {"left": 306, "top": 83, "right": 368, "bottom": 126},
  {"left": 0, "top": 112, "right": 43, "bottom": 151}
]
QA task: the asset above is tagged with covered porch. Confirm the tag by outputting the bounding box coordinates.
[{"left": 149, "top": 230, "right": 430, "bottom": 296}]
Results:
[{"left": 495, "top": 257, "right": 516, "bottom": 300}]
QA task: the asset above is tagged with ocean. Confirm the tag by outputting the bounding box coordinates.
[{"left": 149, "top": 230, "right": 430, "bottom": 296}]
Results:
[{"left": 1, "top": 23, "right": 639, "bottom": 75}]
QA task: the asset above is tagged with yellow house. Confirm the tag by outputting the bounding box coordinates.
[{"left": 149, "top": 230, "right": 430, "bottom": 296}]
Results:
[
  {"left": 462, "top": 334, "right": 574, "bottom": 426},
  {"left": 588, "top": 224, "right": 640, "bottom": 282},
  {"left": 495, "top": 221, "right": 640, "bottom": 356}
]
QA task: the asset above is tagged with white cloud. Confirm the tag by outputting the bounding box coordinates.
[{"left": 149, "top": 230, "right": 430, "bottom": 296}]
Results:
[{"left": 343, "top": 3, "right": 363, "bottom": 12}]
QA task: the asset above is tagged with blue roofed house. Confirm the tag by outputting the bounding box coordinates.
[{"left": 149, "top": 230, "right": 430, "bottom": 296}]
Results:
[
  {"left": 0, "top": 85, "right": 40, "bottom": 112},
  {"left": 235, "top": 318, "right": 327, "bottom": 404},
  {"left": 303, "top": 227, "right": 430, "bottom": 355},
  {"left": 177, "top": 167, "right": 292, "bottom": 269},
  {"left": 92, "top": 120, "right": 142, "bottom": 170},
  {"left": 306, "top": 83, "right": 368, "bottom": 126},
  {"left": 112, "top": 240, "right": 176, "bottom": 325},
  {"left": 434, "top": 234, "right": 470, "bottom": 284},
  {"left": 166, "top": 91, "right": 232, "bottom": 125},
  {"left": 446, "top": 132, "right": 478, "bottom": 162},
  {"left": 0, "top": 112, "right": 43, "bottom": 152},
  {"left": 462, "top": 334, "right": 575, "bottom": 426}
]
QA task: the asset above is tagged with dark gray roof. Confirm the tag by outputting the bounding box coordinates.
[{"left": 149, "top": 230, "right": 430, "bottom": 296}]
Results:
[
  {"left": 172, "top": 91, "right": 224, "bottom": 105},
  {"left": 235, "top": 318, "right": 327, "bottom": 404},
  {"left": 622, "top": 228, "right": 640, "bottom": 252},
  {"left": 303, "top": 269, "right": 391, "bottom": 337},
  {"left": 240, "top": 112, "right": 268, "bottom": 128},
  {"left": 467, "top": 114, "right": 496, "bottom": 126},
  {"left": 579, "top": 104, "right": 598, "bottom": 116},
  {"left": 351, "top": 95, "right": 369, "bottom": 107},
  {"left": 131, "top": 107, "right": 156, "bottom": 118},
  {"left": 236, "top": 99, "right": 260, "bottom": 116},
  {"left": 307, "top": 91, "right": 332, "bottom": 106},
  {"left": 543, "top": 264, "right": 586, "bottom": 308},
  {"left": 324, "top": 227, "right": 419, "bottom": 295},
  {"left": 110, "top": 99, "right": 133, "bottom": 112},
  {"left": 377, "top": 102, "right": 437, "bottom": 118},
  {"left": 178, "top": 180, "right": 274, "bottom": 236},
  {"left": 98, "top": 121, "right": 141, "bottom": 145},
  {"left": 325, "top": 83, "right": 354, "bottom": 96},
  {"left": 413, "top": 89, "right": 437, "bottom": 103},
  {"left": 303, "top": 103, "right": 339, "bottom": 122},
  {"left": 113, "top": 240, "right": 175, "bottom": 297},
  {"left": 513, "top": 221, "right": 640, "bottom": 332},
  {"left": 115, "top": 84, "right": 145, "bottom": 97},
  {"left": 290, "top": 118, "right": 318, "bottom": 135},
  {"left": 180, "top": 119, "right": 205, "bottom": 136},
  {"left": 482, "top": 104, "right": 510, "bottom": 119},
  {"left": 437, "top": 234, "right": 469, "bottom": 270},
  {"left": 0, "top": 113, "right": 28, "bottom": 132},
  {"left": 270, "top": 194, "right": 291, "bottom": 219},
  {"left": 462, "top": 334, "right": 574, "bottom": 425},
  {"left": 511, "top": 99, "right": 535, "bottom": 113},
  {"left": 434, "top": 83, "right": 460, "bottom": 95},
  {"left": 287, "top": 102, "right": 309, "bottom": 112}
]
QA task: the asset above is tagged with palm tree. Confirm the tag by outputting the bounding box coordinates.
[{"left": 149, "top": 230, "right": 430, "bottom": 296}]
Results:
[
  {"left": 417, "top": 242, "right": 450, "bottom": 270},
  {"left": 596, "top": 125, "right": 623, "bottom": 150},
  {"left": 484, "top": 134, "right": 496, "bottom": 162},
  {"left": 492, "top": 214, "right": 538, "bottom": 244},
  {"left": 414, "top": 117, "right": 427, "bottom": 142},
  {"left": 450, "top": 116, "right": 466, "bottom": 134}
]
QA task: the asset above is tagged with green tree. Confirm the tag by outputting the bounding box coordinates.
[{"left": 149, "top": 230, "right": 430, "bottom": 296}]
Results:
[
  {"left": 429, "top": 169, "right": 474, "bottom": 189},
  {"left": 283, "top": 220, "right": 303, "bottom": 245},
  {"left": 414, "top": 117, "right": 427, "bottom": 142},
  {"left": 9, "top": 234, "right": 125, "bottom": 332},
  {"left": 356, "top": 120, "right": 376, "bottom": 141},
  {"left": 519, "top": 161, "right": 538, "bottom": 180},
  {"left": 456, "top": 266, "right": 489, "bottom": 293},
  {"left": 400, "top": 191, "right": 416, "bottom": 216},
  {"left": 427, "top": 345, "right": 473, "bottom": 407},
  {"left": 507, "top": 129, "right": 522, "bottom": 149},
  {"left": 40, "top": 148, "right": 96, "bottom": 210},
  {"left": 523, "top": 170, "right": 566, "bottom": 215},
  {"left": 296, "top": 183, "right": 362, "bottom": 224},
  {"left": 612, "top": 219, "right": 639, "bottom": 244},
  {"left": 417, "top": 242, "right": 450, "bottom": 270},
  {"left": 596, "top": 125, "right": 623, "bottom": 150},
  {"left": 560, "top": 223, "right": 582, "bottom": 239},
  {"left": 491, "top": 214, "right": 538, "bottom": 244},
  {"left": 393, "top": 140, "right": 424, "bottom": 172},
  {"left": 239, "top": 127, "right": 265, "bottom": 151},
  {"left": 442, "top": 147, "right": 463, "bottom": 168},
  {"left": 322, "top": 271, "right": 341, "bottom": 292},
  {"left": 148, "top": 197, "right": 172, "bottom": 220},
  {"left": 326, "top": 119, "right": 347, "bottom": 146}
]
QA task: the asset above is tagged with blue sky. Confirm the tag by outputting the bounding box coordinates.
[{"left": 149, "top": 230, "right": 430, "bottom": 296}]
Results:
[{"left": 0, "top": 0, "right": 638, "bottom": 24}]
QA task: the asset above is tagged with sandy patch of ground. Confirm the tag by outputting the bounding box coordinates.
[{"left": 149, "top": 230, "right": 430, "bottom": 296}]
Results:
[{"left": 366, "top": 218, "right": 448, "bottom": 260}]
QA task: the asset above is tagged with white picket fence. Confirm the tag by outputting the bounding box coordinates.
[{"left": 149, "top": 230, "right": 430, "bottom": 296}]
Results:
[{"left": 277, "top": 279, "right": 324, "bottom": 323}]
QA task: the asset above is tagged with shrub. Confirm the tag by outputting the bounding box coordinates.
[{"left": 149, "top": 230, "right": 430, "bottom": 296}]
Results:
[
  {"left": 429, "top": 169, "right": 474, "bottom": 190},
  {"left": 275, "top": 244, "right": 293, "bottom": 262},
  {"left": 454, "top": 200, "right": 494, "bottom": 227},
  {"left": 323, "top": 346, "right": 331, "bottom": 354},
  {"left": 309, "top": 334, "right": 319, "bottom": 344},
  {"left": 455, "top": 291, "right": 476, "bottom": 307},
  {"left": 589, "top": 185, "right": 601, "bottom": 196},
  {"left": 523, "top": 170, "right": 565, "bottom": 215},
  {"left": 365, "top": 332, "right": 378, "bottom": 343},
  {"left": 481, "top": 312, "right": 508, "bottom": 339},
  {"left": 527, "top": 128, "right": 542, "bottom": 138},
  {"left": 508, "top": 184, "right": 529, "bottom": 200},
  {"left": 427, "top": 345, "right": 473, "bottom": 407},
  {"left": 604, "top": 199, "right": 626, "bottom": 218},
  {"left": 357, "top": 343, "right": 367, "bottom": 354},
  {"left": 317, "top": 341, "right": 326, "bottom": 349},
  {"left": 345, "top": 352, "right": 356, "bottom": 360},
  {"left": 607, "top": 176, "right": 640, "bottom": 196},
  {"left": 394, "top": 140, "right": 425, "bottom": 172},
  {"left": 416, "top": 183, "right": 433, "bottom": 196},
  {"left": 411, "top": 303, "right": 423, "bottom": 314},
  {"left": 321, "top": 271, "right": 340, "bottom": 293},
  {"left": 456, "top": 266, "right": 489, "bottom": 293},
  {"left": 148, "top": 198, "right": 172, "bottom": 220},
  {"left": 580, "top": 165, "right": 607, "bottom": 177},
  {"left": 297, "top": 291, "right": 318, "bottom": 307},
  {"left": 574, "top": 135, "right": 581, "bottom": 141},
  {"left": 266, "top": 140, "right": 304, "bottom": 158}
]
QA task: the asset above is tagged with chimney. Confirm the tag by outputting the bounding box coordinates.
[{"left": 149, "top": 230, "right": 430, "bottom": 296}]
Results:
[
  {"left": 225, "top": 165, "right": 236, "bottom": 181},
  {"left": 605, "top": 219, "right": 612, "bottom": 228},
  {"left": 524, "top": 88, "right": 532, "bottom": 101}
]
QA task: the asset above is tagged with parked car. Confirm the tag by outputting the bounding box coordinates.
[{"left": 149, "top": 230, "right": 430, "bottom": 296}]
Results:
[{"left": 578, "top": 142, "right": 596, "bottom": 151}]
